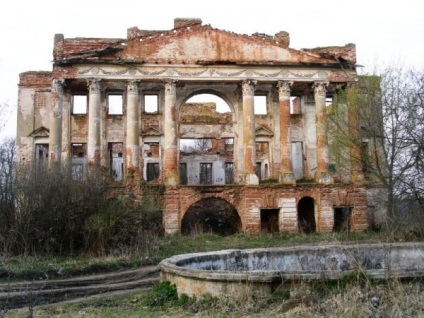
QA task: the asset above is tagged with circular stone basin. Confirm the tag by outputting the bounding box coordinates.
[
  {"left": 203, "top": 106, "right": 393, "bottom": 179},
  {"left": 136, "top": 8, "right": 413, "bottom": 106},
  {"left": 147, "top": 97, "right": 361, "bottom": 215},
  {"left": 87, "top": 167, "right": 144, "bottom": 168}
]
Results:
[{"left": 159, "top": 242, "right": 424, "bottom": 298}]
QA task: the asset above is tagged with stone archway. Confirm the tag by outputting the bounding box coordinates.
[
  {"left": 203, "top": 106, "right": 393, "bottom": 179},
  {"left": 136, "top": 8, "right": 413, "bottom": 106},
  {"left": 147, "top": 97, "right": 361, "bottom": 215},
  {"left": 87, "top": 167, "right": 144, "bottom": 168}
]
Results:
[
  {"left": 298, "top": 197, "right": 316, "bottom": 233},
  {"left": 181, "top": 197, "right": 241, "bottom": 236}
]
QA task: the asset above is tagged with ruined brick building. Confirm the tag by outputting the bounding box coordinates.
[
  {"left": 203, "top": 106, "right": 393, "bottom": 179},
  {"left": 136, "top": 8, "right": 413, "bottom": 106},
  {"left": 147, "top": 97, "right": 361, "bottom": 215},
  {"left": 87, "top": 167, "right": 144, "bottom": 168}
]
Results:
[{"left": 16, "top": 18, "right": 386, "bottom": 235}]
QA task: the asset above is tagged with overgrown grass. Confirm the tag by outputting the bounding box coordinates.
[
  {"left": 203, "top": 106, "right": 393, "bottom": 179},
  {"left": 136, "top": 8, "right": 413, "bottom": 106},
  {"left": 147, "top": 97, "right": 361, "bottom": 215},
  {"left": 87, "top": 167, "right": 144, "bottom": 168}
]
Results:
[{"left": 1, "top": 230, "right": 381, "bottom": 283}]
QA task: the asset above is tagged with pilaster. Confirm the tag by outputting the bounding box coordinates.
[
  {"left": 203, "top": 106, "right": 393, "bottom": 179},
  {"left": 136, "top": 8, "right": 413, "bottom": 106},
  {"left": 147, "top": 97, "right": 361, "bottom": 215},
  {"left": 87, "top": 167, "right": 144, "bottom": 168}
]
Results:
[
  {"left": 49, "top": 78, "right": 64, "bottom": 166},
  {"left": 126, "top": 80, "right": 140, "bottom": 178}
]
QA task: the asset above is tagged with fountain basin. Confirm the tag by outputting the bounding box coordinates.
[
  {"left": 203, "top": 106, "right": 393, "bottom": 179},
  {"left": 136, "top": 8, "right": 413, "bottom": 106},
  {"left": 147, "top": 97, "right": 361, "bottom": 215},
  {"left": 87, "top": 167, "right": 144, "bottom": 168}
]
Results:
[{"left": 159, "top": 242, "right": 424, "bottom": 297}]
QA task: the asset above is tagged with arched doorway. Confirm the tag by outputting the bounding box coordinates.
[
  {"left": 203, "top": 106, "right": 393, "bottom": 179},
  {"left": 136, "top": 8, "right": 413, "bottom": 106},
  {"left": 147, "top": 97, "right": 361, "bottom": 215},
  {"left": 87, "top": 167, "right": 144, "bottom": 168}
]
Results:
[
  {"left": 298, "top": 197, "right": 316, "bottom": 233},
  {"left": 181, "top": 198, "right": 241, "bottom": 236}
]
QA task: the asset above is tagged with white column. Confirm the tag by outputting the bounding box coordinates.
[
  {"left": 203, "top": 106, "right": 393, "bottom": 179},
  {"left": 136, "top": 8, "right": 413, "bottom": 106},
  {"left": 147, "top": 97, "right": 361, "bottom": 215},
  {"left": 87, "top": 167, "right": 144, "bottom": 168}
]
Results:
[
  {"left": 163, "top": 80, "right": 179, "bottom": 185},
  {"left": 242, "top": 80, "right": 259, "bottom": 185},
  {"left": 126, "top": 80, "right": 140, "bottom": 176},
  {"left": 87, "top": 79, "right": 101, "bottom": 165}
]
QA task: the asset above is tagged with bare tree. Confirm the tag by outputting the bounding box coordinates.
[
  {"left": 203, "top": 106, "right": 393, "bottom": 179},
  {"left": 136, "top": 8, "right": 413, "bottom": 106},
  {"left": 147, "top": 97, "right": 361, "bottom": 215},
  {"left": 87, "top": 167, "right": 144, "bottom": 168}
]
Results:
[{"left": 329, "top": 65, "right": 424, "bottom": 230}]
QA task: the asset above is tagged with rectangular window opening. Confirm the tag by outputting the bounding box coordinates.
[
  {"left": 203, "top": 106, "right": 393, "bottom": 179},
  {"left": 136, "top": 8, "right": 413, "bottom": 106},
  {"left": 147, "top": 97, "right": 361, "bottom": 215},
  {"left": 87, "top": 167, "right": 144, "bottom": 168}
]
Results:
[
  {"left": 72, "top": 95, "right": 87, "bottom": 115},
  {"left": 200, "top": 163, "right": 213, "bottom": 185},
  {"left": 180, "top": 163, "right": 188, "bottom": 185},
  {"left": 71, "top": 143, "right": 87, "bottom": 180},
  {"left": 146, "top": 162, "right": 160, "bottom": 181},
  {"left": 108, "top": 142, "right": 124, "bottom": 181},
  {"left": 225, "top": 162, "right": 234, "bottom": 184},
  {"left": 144, "top": 95, "right": 159, "bottom": 113},
  {"left": 333, "top": 207, "right": 352, "bottom": 233},
  {"left": 108, "top": 94, "right": 123, "bottom": 115},
  {"left": 256, "top": 162, "right": 262, "bottom": 181},
  {"left": 260, "top": 209, "right": 280, "bottom": 233},
  {"left": 254, "top": 95, "right": 267, "bottom": 115}
]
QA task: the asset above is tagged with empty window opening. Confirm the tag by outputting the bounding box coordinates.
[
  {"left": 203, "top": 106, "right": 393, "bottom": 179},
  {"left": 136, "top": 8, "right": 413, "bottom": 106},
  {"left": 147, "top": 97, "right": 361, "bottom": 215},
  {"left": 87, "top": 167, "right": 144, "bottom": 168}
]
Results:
[
  {"left": 186, "top": 94, "right": 231, "bottom": 113},
  {"left": 290, "top": 96, "right": 301, "bottom": 114},
  {"left": 254, "top": 95, "right": 267, "bottom": 115},
  {"left": 256, "top": 162, "right": 262, "bottom": 181},
  {"left": 261, "top": 209, "right": 279, "bottom": 233},
  {"left": 146, "top": 162, "right": 160, "bottom": 181},
  {"left": 181, "top": 198, "right": 241, "bottom": 236},
  {"left": 144, "top": 95, "right": 158, "bottom": 113},
  {"left": 264, "top": 163, "right": 269, "bottom": 179},
  {"left": 180, "top": 163, "right": 188, "bottom": 185},
  {"left": 200, "top": 163, "right": 213, "bottom": 185},
  {"left": 180, "top": 139, "right": 212, "bottom": 154},
  {"left": 325, "top": 97, "right": 333, "bottom": 107},
  {"left": 72, "top": 95, "right": 87, "bottom": 114},
  {"left": 71, "top": 143, "right": 87, "bottom": 180},
  {"left": 333, "top": 207, "right": 352, "bottom": 233},
  {"left": 108, "top": 142, "right": 123, "bottom": 181},
  {"left": 298, "top": 197, "right": 316, "bottom": 234},
  {"left": 225, "top": 162, "right": 234, "bottom": 184},
  {"left": 35, "top": 144, "right": 49, "bottom": 170},
  {"left": 108, "top": 94, "right": 123, "bottom": 115}
]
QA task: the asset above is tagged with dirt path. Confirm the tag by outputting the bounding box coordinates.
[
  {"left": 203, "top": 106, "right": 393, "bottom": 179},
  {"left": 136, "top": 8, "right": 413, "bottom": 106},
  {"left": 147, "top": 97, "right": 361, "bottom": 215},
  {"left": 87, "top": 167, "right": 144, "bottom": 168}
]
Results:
[{"left": 0, "top": 266, "right": 160, "bottom": 309}]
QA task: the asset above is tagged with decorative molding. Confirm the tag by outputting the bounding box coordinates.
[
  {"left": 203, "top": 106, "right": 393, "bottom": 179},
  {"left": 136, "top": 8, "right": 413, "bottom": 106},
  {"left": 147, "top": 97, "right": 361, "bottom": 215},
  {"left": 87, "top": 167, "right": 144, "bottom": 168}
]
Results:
[
  {"left": 255, "top": 126, "right": 274, "bottom": 137},
  {"left": 242, "top": 79, "right": 256, "bottom": 96},
  {"left": 180, "top": 124, "right": 234, "bottom": 137},
  {"left": 141, "top": 127, "right": 163, "bottom": 136},
  {"left": 29, "top": 126, "right": 49, "bottom": 137},
  {"left": 77, "top": 65, "right": 356, "bottom": 83},
  {"left": 313, "top": 82, "right": 328, "bottom": 98},
  {"left": 87, "top": 78, "right": 101, "bottom": 94},
  {"left": 277, "top": 81, "right": 293, "bottom": 98},
  {"left": 127, "top": 80, "right": 139, "bottom": 95}
]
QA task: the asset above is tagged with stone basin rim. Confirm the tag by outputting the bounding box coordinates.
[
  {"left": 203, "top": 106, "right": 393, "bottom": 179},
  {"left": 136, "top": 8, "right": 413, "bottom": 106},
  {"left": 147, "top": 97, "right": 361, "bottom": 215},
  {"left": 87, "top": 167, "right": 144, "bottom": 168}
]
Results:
[{"left": 159, "top": 242, "right": 424, "bottom": 283}]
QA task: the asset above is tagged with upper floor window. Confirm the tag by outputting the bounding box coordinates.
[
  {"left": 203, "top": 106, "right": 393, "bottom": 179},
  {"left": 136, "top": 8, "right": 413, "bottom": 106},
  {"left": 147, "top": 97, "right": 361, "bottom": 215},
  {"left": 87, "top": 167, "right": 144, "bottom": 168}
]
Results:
[
  {"left": 72, "top": 95, "right": 87, "bottom": 114},
  {"left": 108, "top": 94, "right": 123, "bottom": 115},
  {"left": 144, "top": 94, "right": 159, "bottom": 113},
  {"left": 254, "top": 95, "right": 267, "bottom": 115}
]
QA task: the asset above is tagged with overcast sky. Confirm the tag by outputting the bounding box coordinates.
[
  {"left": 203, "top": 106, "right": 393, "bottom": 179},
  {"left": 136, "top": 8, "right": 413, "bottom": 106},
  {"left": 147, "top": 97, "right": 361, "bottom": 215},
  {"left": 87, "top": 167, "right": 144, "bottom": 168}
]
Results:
[{"left": 1, "top": 0, "right": 423, "bottom": 140}]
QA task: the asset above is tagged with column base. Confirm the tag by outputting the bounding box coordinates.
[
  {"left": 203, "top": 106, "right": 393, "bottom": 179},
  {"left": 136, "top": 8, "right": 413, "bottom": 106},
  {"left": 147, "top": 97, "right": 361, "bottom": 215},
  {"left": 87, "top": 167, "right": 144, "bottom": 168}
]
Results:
[
  {"left": 245, "top": 173, "right": 259, "bottom": 185},
  {"left": 316, "top": 171, "right": 334, "bottom": 184},
  {"left": 279, "top": 172, "right": 296, "bottom": 185}
]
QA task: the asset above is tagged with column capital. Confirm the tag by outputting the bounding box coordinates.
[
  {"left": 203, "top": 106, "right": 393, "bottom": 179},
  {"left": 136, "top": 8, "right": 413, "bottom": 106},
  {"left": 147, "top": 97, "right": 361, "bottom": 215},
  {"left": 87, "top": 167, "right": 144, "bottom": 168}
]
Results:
[
  {"left": 313, "top": 82, "right": 328, "bottom": 97},
  {"left": 52, "top": 78, "right": 65, "bottom": 95},
  {"left": 242, "top": 79, "right": 257, "bottom": 96},
  {"left": 277, "top": 81, "right": 293, "bottom": 99},
  {"left": 87, "top": 78, "right": 101, "bottom": 94},
  {"left": 127, "top": 80, "right": 140, "bottom": 95},
  {"left": 164, "top": 80, "right": 177, "bottom": 96}
]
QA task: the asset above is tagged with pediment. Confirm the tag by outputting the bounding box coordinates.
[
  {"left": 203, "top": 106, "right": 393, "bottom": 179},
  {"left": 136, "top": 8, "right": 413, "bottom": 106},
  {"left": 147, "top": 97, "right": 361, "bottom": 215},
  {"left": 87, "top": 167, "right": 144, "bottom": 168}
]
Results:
[
  {"left": 120, "top": 26, "right": 340, "bottom": 65},
  {"left": 255, "top": 126, "right": 274, "bottom": 137},
  {"left": 30, "top": 126, "right": 49, "bottom": 137},
  {"left": 141, "top": 127, "right": 162, "bottom": 136}
]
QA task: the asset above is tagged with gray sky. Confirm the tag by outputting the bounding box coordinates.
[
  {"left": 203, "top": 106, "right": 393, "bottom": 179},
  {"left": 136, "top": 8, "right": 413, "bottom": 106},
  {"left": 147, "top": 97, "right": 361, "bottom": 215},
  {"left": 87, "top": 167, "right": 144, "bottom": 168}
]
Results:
[{"left": 1, "top": 0, "right": 423, "bottom": 140}]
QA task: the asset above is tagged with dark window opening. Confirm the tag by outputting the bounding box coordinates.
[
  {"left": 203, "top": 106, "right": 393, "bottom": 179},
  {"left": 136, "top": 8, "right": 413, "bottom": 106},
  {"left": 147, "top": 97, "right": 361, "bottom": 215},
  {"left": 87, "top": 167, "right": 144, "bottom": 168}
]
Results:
[
  {"left": 200, "top": 163, "right": 213, "bottom": 184},
  {"left": 71, "top": 143, "right": 87, "bottom": 180},
  {"left": 180, "top": 163, "right": 188, "bottom": 185},
  {"left": 225, "top": 162, "right": 234, "bottom": 184},
  {"left": 298, "top": 197, "right": 316, "bottom": 234},
  {"left": 261, "top": 209, "right": 279, "bottom": 233},
  {"left": 108, "top": 142, "right": 124, "bottom": 181},
  {"left": 333, "top": 207, "right": 352, "bottom": 233},
  {"left": 256, "top": 162, "right": 262, "bottom": 181},
  {"left": 146, "top": 162, "right": 160, "bottom": 181},
  {"left": 35, "top": 144, "right": 49, "bottom": 170}
]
